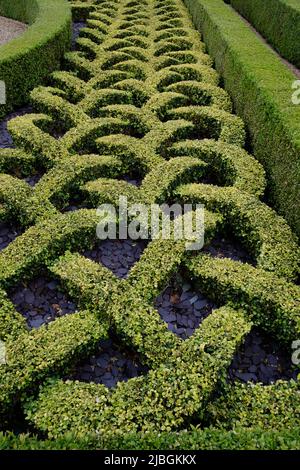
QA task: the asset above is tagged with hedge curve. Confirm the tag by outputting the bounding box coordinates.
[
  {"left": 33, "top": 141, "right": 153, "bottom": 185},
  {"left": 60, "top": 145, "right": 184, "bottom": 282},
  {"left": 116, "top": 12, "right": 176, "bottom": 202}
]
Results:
[{"left": 0, "top": 0, "right": 71, "bottom": 118}]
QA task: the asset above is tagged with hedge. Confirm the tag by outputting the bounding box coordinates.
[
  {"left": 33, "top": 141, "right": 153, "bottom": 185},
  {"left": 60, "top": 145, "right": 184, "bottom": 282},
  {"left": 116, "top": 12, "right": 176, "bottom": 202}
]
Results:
[
  {"left": 184, "top": 253, "right": 300, "bottom": 345},
  {"left": 227, "top": 0, "right": 300, "bottom": 69},
  {"left": 0, "top": 0, "right": 299, "bottom": 444},
  {"left": 0, "top": 0, "right": 71, "bottom": 118},
  {"left": 0, "top": 209, "right": 220, "bottom": 422},
  {"left": 176, "top": 183, "right": 300, "bottom": 280},
  {"left": 206, "top": 380, "right": 300, "bottom": 430},
  {"left": 1, "top": 427, "right": 300, "bottom": 450},
  {"left": 24, "top": 307, "right": 251, "bottom": 437},
  {"left": 183, "top": 0, "right": 300, "bottom": 236},
  {"left": 69, "top": 0, "right": 103, "bottom": 22}
]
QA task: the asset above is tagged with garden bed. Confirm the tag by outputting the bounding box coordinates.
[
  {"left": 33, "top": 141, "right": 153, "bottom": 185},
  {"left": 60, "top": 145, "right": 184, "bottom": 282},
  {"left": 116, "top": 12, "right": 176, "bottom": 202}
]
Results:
[{"left": 0, "top": 0, "right": 299, "bottom": 450}]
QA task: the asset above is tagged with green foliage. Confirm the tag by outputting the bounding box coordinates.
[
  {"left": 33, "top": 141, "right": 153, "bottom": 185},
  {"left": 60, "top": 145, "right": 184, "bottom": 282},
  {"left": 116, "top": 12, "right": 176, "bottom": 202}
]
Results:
[
  {"left": 169, "top": 139, "right": 265, "bottom": 196},
  {"left": 0, "top": 0, "right": 72, "bottom": 118},
  {"left": 176, "top": 183, "right": 300, "bottom": 280},
  {"left": 24, "top": 307, "right": 251, "bottom": 437},
  {"left": 206, "top": 380, "right": 300, "bottom": 430},
  {"left": 0, "top": 0, "right": 299, "bottom": 448},
  {"left": 0, "top": 310, "right": 108, "bottom": 423},
  {"left": 229, "top": 0, "right": 300, "bottom": 68},
  {"left": 1, "top": 426, "right": 300, "bottom": 450},
  {"left": 0, "top": 209, "right": 99, "bottom": 287},
  {"left": 184, "top": 0, "right": 300, "bottom": 236},
  {"left": 185, "top": 253, "right": 300, "bottom": 344},
  {"left": 0, "top": 289, "right": 27, "bottom": 341}
]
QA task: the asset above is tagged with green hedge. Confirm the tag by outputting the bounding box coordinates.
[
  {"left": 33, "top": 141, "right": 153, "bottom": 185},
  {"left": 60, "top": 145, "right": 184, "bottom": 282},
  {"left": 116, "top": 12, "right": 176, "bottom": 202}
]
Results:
[
  {"left": 1, "top": 426, "right": 300, "bottom": 450},
  {"left": 69, "top": 0, "right": 99, "bottom": 22},
  {"left": 176, "top": 183, "right": 300, "bottom": 281},
  {"left": 0, "top": 0, "right": 71, "bottom": 118},
  {"left": 25, "top": 307, "right": 251, "bottom": 437},
  {"left": 0, "top": 0, "right": 299, "bottom": 444},
  {"left": 184, "top": 253, "right": 300, "bottom": 344},
  {"left": 206, "top": 380, "right": 300, "bottom": 430},
  {"left": 228, "top": 0, "right": 300, "bottom": 69},
  {"left": 184, "top": 0, "right": 300, "bottom": 236}
]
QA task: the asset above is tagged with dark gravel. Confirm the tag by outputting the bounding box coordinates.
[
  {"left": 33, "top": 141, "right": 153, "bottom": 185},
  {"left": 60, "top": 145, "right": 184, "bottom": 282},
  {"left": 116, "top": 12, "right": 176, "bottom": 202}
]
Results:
[
  {"left": 203, "top": 233, "right": 255, "bottom": 265},
  {"left": 155, "top": 274, "right": 216, "bottom": 340},
  {"left": 0, "top": 222, "right": 21, "bottom": 251},
  {"left": 72, "top": 22, "right": 86, "bottom": 50},
  {"left": 122, "top": 174, "right": 142, "bottom": 187},
  {"left": 67, "top": 336, "right": 148, "bottom": 388},
  {"left": 83, "top": 238, "right": 148, "bottom": 279},
  {"left": 23, "top": 173, "right": 43, "bottom": 187},
  {"left": 10, "top": 276, "right": 77, "bottom": 329},
  {"left": 62, "top": 202, "right": 88, "bottom": 212}
]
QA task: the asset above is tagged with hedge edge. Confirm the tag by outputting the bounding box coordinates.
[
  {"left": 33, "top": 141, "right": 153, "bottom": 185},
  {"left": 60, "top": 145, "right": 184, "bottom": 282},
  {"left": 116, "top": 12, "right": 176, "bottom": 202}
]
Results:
[
  {"left": 0, "top": 0, "right": 72, "bottom": 118},
  {"left": 228, "top": 0, "right": 300, "bottom": 69},
  {"left": 183, "top": 0, "right": 300, "bottom": 237}
]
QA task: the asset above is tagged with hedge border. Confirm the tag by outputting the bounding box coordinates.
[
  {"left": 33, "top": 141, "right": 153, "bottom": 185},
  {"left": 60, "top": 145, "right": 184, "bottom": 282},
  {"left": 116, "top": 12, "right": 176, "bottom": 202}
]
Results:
[
  {"left": 0, "top": 0, "right": 72, "bottom": 118},
  {"left": 183, "top": 0, "right": 300, "bottom": 236},
  {"left": 1, "top": 426, "right": 300, "bottom": 450},
  {"left": 227, "top": 0, "right": 300, "bottom": 69}
]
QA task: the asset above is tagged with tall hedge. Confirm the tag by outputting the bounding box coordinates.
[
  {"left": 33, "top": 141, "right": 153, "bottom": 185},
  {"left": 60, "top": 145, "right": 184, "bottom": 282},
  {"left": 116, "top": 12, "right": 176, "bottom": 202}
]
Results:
[
  {"left": 184, "top": 0, "right": 300, "bottom": 237},
  {"left": 0, "top": 0, "right": 71, "bottom": 118},
  {"left": 228, "top": 0, "right": 300, "bottom": 69}
]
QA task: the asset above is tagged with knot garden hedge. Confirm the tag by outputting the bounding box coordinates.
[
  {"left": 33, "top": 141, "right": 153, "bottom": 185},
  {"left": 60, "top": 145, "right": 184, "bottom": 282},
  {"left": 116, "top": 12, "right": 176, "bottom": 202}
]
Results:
[
  {"left": 0, "top": 0, "right": 299, "bottom": 439},
  {"left": 0, "top": 0, "right": 71, "bottom": 118}
]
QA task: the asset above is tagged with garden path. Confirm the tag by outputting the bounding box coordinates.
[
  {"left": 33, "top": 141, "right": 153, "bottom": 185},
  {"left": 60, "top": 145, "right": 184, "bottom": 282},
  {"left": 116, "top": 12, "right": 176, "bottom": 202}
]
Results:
[{"left": 0, "top": 16, "right": 27, "bottom": 46}]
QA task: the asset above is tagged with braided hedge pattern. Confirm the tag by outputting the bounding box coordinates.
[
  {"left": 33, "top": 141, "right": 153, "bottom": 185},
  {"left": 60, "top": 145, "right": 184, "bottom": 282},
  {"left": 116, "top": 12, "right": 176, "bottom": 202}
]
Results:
[{"left": 0, "top": 0, "right": 299, "bottom": 437}]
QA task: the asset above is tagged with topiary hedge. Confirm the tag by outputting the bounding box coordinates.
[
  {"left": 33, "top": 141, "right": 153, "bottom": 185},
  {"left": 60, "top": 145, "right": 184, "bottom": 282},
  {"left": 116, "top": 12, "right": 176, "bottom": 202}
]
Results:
[
  {"left": 0, "top": 0, "right": 299, "bottom": 447},
  {"left": 69, "top": 0, "right": 98, "bottom": 21},
  {"left": 206, "top": 380, "right": 300, "bottom": 430},
  {"left": 227, "top": 0, "right": 300, "bottom": 69},
  {"left": 0, "top": 0, "right": 71, "bottom": 118},
  {"left": 184, "top": 0, "right": 300, "bottom": 237}
]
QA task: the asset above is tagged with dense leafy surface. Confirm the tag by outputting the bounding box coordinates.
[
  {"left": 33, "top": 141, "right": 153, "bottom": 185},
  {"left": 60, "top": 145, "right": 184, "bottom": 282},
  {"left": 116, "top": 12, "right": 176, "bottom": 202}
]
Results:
[
  {"left": 0, "top": 0, "right": 299, "bottom": 449},
  {"left": 0, "top": 0, "right": 71, "bottom": 118},
  {"left": 184, "top": 0, "right": 300, "bottom": 236},
  {"left": 228, "top": 0, "right": 300, "bottom": 68}
]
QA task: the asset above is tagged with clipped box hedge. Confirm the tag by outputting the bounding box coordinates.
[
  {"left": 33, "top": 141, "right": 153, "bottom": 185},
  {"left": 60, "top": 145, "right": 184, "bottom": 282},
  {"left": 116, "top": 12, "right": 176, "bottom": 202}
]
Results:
[
  {"left": 0, "top": 0, "right": 299, "bottom": 447},
  {"left": 69, "top": 0, "right": 98, "bottom": 21},
  {"left": 184, "top": 0, "right": 300, "bottom": 237},
  {"left": 206, "top": 380, "right": 300, "bottom": 431},
  {"left": 228, "top": 0, "right": 300, "bottom": 69},
  {"left": 0, "top": 0, "right": 72, "bottom": 118},
  {"left": 1, "top": 426, "right": 300, "bottom": 450}
]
